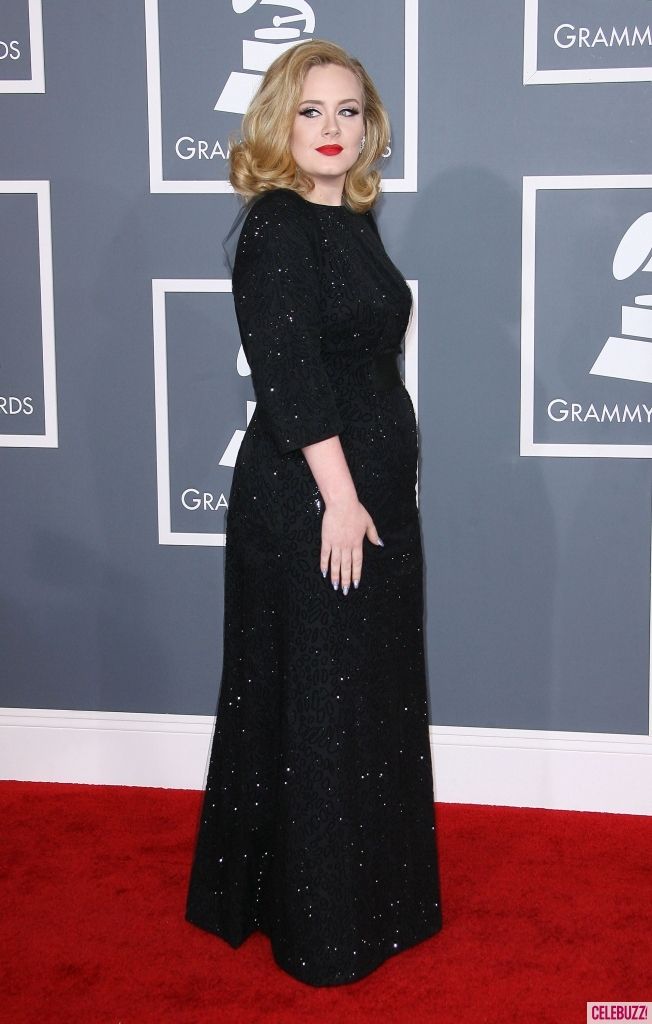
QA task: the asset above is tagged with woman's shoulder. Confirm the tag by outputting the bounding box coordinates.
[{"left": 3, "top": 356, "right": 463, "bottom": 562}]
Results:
[
  {"left": 246, "top": 187, "right": 313, "bottom": 222},
  {"left": 234, "top": 189, "right": 317, "bottom": 268},
  {"left": 239, "top": 189, "right": 315, "bottom": 241}
]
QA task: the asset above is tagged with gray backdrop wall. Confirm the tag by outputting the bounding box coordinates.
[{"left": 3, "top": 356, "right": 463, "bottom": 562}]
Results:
[{"left": 2, "top": 0, "right": 652, "bottom": 747}]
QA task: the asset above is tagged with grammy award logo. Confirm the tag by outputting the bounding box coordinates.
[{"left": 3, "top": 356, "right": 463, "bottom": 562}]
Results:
[
  {"left": 215, "top": 0, "right": 316, "bottom": 115},
  {"left": 218, "top": 348, "right": 254, "bottom": 469},
  {"left": 590, "top": 213, "right": 652, "bottom": 386}
]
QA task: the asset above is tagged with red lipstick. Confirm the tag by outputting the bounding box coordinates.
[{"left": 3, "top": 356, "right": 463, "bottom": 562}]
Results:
[{"left": 316, "top": 145, "right": 343, "bottom": 156}]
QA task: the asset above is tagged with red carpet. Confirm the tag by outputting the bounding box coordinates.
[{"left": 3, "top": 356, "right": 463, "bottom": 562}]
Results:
[{"left": 1, "top": 781, "right": 650, "bottom": 1023}]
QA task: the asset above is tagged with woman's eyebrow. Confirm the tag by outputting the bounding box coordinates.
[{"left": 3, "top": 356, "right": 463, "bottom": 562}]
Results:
[{"left": 299, "top": 98, "right": 361, "bottom": 105}]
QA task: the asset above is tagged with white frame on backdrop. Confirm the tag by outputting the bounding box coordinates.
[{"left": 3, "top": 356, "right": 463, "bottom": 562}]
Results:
[
  {"left": 144, "top": 0, "right": 419, "bottom": 193},
  {"left": 0, "top": 181, "right": 58, "bottom": 449},
  {"left": 521, "top": 173, "right": 652, "bottom": 459},
  {"left": 152, "top": 278, "right": 419, "bottom": 546},
  {"left": 0, "top": 0, "right": 45, "bottom": 94},
  {"left": 523, "top": 0, "right": 652, "bottom": 85}
]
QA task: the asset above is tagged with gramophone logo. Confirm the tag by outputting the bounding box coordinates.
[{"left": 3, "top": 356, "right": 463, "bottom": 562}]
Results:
[
  {"left": 215, "top": 0, "right": 315, "bottom": 115},
  {"left": 590, "top": 213, "right": 652, "bottom": 385}
]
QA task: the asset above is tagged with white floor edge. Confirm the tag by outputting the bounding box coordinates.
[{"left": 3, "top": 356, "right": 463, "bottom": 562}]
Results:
[{"left": 1, "top": 708, "right": 650, "bottom": 815}]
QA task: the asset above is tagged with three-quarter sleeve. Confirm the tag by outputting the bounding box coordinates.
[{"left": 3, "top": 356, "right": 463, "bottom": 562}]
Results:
[{"left": 231, "top": 192, "right": 345, "bottom": 455}]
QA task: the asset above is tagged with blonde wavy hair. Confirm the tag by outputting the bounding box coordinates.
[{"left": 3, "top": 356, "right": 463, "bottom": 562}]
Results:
[{"left": 228, "top": 40, "right": 390, "bottom": 213}]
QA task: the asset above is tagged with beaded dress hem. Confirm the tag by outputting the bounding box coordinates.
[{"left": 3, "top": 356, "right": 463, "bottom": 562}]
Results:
[{"left": 185, "top": 896, "right": 443, "bottom": 987}]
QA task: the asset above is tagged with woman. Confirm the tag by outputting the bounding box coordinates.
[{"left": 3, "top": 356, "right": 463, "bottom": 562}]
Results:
[{"left": 185, "top": 39, "right": 443, "bottom": 987}]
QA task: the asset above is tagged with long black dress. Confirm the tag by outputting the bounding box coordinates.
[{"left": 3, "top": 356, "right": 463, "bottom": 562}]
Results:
[{"left": 185, "top": 186, "right": 443, "bottom": 986}]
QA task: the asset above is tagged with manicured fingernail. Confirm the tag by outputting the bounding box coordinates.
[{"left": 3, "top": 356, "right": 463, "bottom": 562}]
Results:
[
  {"left": 377, "top": 537, "right": 384, "bottom": 547},
  {"left": 322, "top": 569, "right": 327, "bottom": 577},
  {"left": 332, "top": 580, "right": 339, "bottom": 591},
  {"left": 353, "top": 579, "right": 359, "bottom": 589}
]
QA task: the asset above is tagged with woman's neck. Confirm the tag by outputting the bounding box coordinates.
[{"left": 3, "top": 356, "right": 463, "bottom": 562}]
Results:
[{"left": 304, "top": 184, "right": 343, "bottom": 207}]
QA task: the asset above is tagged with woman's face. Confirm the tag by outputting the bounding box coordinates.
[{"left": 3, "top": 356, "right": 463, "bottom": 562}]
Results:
[{"left": 289, "top": 63, "right": 365, "bottom": 192}]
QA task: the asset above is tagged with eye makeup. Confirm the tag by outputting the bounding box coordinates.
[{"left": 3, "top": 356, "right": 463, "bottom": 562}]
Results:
[{"left": 298, "top": 106, "right": 360, "bottom": 117}]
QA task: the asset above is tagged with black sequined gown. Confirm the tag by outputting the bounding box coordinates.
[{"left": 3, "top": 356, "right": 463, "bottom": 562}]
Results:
[{"left": 185, "top": 187, "right": 443, "bottom": 986}]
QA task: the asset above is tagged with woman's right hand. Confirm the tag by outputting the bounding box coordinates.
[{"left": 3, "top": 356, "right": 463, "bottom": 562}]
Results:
[{"left": 320, "top": 496, "right": 384, "bottom": 594}]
